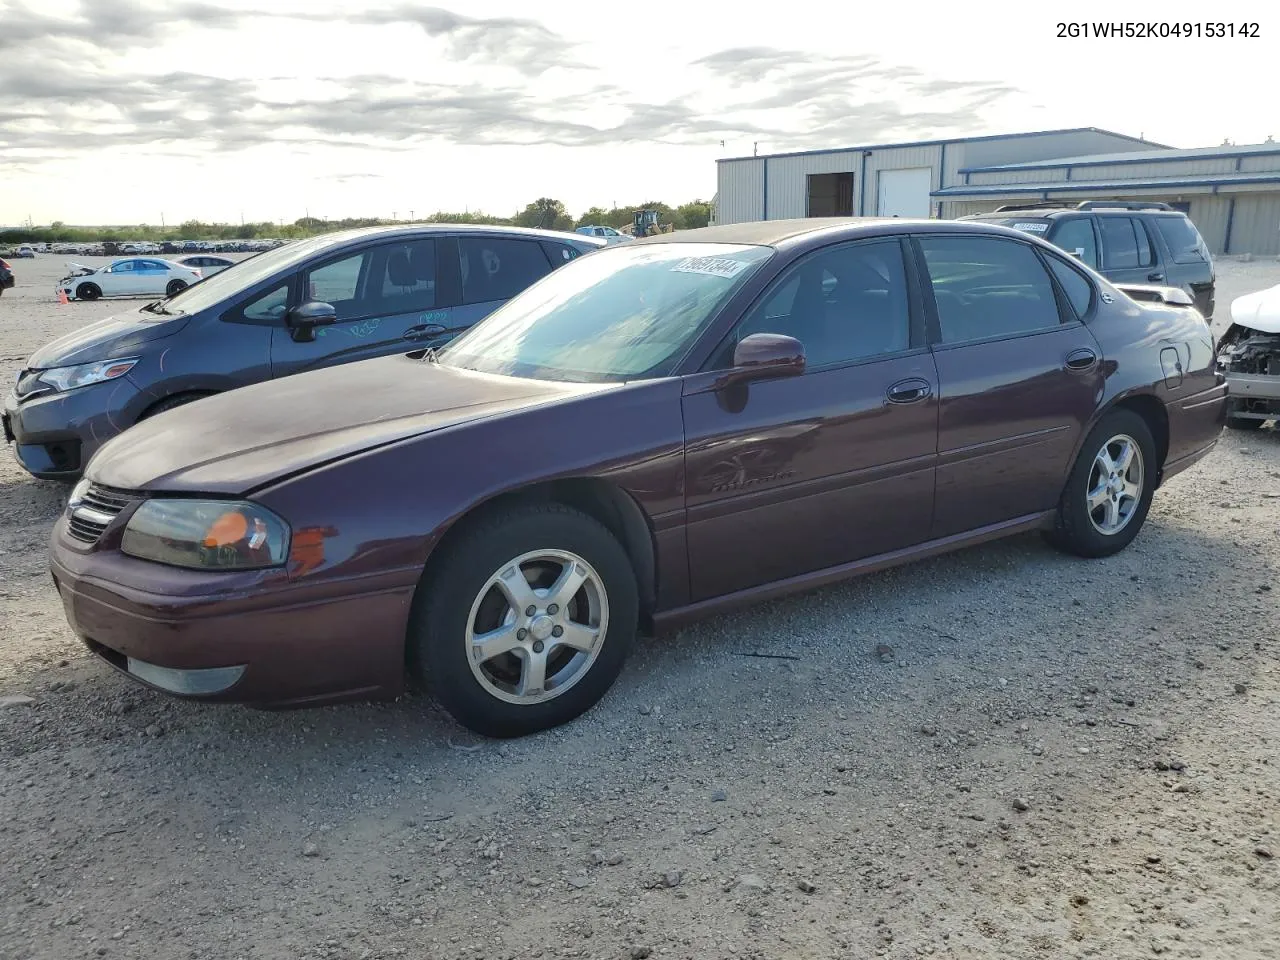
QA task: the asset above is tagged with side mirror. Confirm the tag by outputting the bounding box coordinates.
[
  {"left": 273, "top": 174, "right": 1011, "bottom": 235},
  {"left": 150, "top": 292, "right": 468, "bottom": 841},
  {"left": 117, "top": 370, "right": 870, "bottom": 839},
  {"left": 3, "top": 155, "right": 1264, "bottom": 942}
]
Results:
[
  {"left": 286, "top": 301, "right": 337, "bottom": 342},
  {"left": 727, "top": 333, "right": 806, "bottom": 383}
]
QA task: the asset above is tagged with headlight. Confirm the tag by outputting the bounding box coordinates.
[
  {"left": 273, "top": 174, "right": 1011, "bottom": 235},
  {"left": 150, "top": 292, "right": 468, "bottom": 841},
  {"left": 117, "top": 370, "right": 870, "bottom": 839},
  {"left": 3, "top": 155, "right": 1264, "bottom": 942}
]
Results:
[
  {"left": 121, "top": 499, "right": 290, "bottom": 570},
  {"left": 38, "top": 357, "right": 139, "bottom": 393}
]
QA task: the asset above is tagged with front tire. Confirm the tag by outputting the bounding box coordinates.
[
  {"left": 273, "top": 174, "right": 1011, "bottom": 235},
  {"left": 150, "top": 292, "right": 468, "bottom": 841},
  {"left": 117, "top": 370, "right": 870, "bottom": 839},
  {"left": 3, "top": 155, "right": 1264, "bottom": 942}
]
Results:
[
  {"left": 409, "top": 504, "right": 638, "bottom": 738},
  {"left": 75, "top": 282, "right": 101, "bottom": 301},
  {"left": 1047, "top": 409, "right": 1157, "bottom": 559},
  {"left": 138, "top": 392, "right": 215, "bottom": 420}
]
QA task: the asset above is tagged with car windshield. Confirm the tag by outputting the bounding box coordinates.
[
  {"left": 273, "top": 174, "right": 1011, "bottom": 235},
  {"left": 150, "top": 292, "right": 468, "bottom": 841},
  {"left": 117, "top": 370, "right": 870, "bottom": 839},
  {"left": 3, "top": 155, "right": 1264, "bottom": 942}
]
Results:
[
  {"left": 159, "top": 233, "right": 351, "bottom": 313},
  {"left": 438, "top": 242, "right": 773, "bottom": 383}
]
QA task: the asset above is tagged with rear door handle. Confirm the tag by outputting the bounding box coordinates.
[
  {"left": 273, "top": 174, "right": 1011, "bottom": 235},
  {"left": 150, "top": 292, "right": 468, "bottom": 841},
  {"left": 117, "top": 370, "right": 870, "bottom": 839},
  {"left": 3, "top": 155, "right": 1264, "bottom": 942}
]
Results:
[
  {"left": 1065, "top": 348, "right": 1098, "bottom": 371},
  {"left": 1147, "top": 272, "right": 1165, "bottom": 282},
  {"left": 886, "top": 378, "right": 932, "bottom": 404},
  {"left": 403, "top": 323, "right": 447, "bottom": 341}
]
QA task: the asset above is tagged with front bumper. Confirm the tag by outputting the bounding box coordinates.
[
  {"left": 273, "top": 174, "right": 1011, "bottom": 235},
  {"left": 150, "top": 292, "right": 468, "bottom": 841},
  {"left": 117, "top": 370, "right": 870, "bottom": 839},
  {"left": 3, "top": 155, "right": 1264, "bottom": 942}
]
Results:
[
  {"left": 49, "top": 515, "right": 416, "bottom": 707},
  {"left": 1224, "top": 372, "right": 1280, "bottom": 401},
  {"left": 3, "top": 377, "right": 145, "bottom": 480}
]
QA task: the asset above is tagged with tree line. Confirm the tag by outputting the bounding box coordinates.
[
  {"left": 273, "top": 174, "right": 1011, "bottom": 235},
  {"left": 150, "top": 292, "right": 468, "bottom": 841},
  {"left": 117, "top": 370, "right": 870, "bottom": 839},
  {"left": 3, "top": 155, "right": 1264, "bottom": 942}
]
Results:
[{"left": 0, "top": 198, "right": 712, "bottom": 245}]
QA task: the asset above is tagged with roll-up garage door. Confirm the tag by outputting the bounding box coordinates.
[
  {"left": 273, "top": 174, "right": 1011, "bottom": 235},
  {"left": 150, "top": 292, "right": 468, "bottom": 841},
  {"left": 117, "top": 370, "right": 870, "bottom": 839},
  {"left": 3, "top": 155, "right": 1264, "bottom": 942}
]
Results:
[{"left": 877, "top": 167, "right": 933, "bottom": 218}]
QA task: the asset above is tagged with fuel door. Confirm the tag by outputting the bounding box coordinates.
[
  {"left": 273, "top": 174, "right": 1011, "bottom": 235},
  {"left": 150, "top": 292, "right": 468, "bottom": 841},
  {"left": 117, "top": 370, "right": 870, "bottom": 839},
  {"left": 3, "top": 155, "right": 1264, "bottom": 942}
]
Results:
[{"left": 1159, "top": 345, "right": 1184, "bottom": 389}]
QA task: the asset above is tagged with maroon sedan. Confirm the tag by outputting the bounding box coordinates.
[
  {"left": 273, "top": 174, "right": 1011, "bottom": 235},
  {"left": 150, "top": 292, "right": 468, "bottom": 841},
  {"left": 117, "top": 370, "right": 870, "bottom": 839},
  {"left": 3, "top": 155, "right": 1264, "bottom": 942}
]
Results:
[{"left": 49, "top": 219, "right": 1227, "bottom": 737}]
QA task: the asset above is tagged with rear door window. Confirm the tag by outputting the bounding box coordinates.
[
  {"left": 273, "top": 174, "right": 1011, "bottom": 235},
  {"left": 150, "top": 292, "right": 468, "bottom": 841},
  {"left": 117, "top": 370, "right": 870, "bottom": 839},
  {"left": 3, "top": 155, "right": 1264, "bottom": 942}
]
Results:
[
  {"left": 919, "top": 236, "right": 1064, "bottom": 344},
  {"left": 1044, "top": 254, "right": 1095, "bottom": 319},
  {"left": 1099, "top": 217, "right": 1155, "bottom": 269},
  {"left": 458, "top": 237, "right": 554, "bottom": 305},
  {"left": 377, "top": 239, "right": 437, "bottom": 312},
  {"left": 540, "top": 239, "right": 584, "bottom": 266},
  {"left": 1152, "top": 215, "right": 1210, "bottom": 264},
  {"left": 1048, "top": 218, "right": 1099, "bottom": 269}
]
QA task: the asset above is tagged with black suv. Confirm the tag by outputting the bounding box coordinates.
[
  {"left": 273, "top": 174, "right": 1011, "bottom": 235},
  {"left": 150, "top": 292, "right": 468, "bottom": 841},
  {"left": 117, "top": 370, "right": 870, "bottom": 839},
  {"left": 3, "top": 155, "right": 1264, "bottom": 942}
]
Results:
[{"left": 960, "top": 201, "right": 1215, "bottom": 319}]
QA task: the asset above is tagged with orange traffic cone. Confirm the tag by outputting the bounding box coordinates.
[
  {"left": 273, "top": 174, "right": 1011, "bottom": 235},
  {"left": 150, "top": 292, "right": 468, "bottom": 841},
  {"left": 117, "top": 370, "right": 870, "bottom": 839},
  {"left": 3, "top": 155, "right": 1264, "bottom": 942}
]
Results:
[{"left": 56, "top": 289, "right": 69, "bottom": 305}]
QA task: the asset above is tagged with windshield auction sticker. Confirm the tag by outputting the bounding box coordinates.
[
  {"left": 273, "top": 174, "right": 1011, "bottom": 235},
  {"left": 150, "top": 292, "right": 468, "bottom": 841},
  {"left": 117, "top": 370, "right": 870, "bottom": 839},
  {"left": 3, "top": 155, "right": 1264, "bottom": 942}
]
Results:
[
  {"left": 1012, "top": 222, "right": 1049, "bottom": 232},
  {"left": 670, "top": 257, "right": 750, "bottom": 278}
]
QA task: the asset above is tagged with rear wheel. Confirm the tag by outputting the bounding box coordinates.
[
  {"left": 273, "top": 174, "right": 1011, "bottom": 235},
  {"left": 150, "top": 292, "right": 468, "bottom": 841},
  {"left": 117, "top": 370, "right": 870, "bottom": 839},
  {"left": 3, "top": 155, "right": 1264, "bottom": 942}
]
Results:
[
  {"left": 408, "top": 504, "right": 638, "bottom": 738},
  {"left": 166, "top": 279, "right": 188, "bottom": 296},
  {"left": 75, "top": 282, "right": 101, "bottom": 301},
  {"left": 1047, "top": 409, "right": 1157, "bottom": 559}
]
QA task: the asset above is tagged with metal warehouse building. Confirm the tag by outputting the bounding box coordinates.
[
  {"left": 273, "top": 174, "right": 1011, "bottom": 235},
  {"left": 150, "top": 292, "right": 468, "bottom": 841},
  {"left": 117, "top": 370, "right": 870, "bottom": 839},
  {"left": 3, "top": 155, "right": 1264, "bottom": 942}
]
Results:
[{"left": 714, "top": 127, "right": 1280, "bottom": 256}]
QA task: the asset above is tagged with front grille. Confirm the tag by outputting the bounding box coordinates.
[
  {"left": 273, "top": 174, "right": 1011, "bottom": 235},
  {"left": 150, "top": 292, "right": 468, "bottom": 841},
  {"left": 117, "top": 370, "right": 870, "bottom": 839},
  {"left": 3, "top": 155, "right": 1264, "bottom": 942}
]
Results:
[{"left": 67, "top": 484, "right": 141, "bottom": 545}]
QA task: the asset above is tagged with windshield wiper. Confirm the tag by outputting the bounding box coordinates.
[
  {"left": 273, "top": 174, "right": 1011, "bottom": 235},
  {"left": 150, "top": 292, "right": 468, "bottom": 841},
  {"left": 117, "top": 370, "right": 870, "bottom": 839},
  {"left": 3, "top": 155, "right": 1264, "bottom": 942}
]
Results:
[
  {"left": 140, "top": 300, "right": 166, "bottom": 314},
  {"left": 420, "top": 346, "right": 440, "bottom": 364}
]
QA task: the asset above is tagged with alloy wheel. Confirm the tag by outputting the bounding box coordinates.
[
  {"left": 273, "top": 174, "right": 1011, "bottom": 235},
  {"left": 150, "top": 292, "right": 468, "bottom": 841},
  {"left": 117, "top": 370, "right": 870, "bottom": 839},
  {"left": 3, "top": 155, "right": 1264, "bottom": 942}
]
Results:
[
  {"left": 1086, "top": 433, "right": 1144, "bottom": 535},
  {"left": 465, "top": 549, "right": 609, "bottom": 705}
]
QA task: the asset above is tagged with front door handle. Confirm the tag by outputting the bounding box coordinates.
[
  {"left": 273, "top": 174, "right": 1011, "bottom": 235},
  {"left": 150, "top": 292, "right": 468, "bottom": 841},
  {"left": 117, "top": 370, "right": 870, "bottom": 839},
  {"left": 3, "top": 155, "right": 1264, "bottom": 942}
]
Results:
[
  {"left": 886, "top": 378, "right": 932, "bottom": 404},
  {"left": 1065, "top": 348, "right": 1098, "bottom": 371},
  {"left": 403, "top": 323, "right": 447, "bottom": 341},
  {"left": 1147, "top": 272, "right": 1165, "bottom": 282}
]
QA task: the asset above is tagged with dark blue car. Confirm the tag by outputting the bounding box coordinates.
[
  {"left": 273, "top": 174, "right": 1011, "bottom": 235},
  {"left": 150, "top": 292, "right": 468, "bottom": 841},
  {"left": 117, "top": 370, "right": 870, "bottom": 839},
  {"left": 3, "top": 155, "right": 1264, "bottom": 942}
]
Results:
[{"left": 3, "top": 225, "right": 605, "bottom": 480}]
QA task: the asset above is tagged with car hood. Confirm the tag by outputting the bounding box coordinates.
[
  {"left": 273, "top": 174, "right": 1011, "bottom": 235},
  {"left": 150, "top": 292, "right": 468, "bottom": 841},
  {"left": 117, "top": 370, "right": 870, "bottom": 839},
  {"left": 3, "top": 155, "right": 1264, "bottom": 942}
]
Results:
[
  {"left": 87, "top": 354, "right": 609, "bottom": 494},
  {"left": 1231, "top": 283, "right": 1280, "bottom": 334},
  {"left": 26, "top": 307, "right": 192, "bottom": 369}
]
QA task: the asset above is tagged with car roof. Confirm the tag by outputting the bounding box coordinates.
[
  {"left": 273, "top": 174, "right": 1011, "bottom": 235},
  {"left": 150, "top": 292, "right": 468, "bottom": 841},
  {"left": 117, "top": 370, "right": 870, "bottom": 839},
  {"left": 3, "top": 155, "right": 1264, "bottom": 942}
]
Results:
[
  {"left": 965, "top": 206, "right": 1190, "bottom": 220},
  {"left": 314, "top": 223, "right": 604, "bottom": 245},
  {"left": 633, "top": 217, "right": 1036, "bottom": 249}
]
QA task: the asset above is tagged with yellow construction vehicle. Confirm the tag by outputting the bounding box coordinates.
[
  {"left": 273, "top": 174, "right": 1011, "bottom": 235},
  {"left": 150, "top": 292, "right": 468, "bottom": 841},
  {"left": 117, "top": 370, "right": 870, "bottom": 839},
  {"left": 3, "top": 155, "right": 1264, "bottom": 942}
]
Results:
[{"left": 632, "top": 209, "right": 673, "bottom": 237}]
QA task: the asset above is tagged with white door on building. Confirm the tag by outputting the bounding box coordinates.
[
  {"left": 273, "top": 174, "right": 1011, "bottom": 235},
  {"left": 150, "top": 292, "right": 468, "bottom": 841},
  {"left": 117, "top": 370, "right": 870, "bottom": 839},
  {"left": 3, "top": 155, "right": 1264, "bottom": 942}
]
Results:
[{"left": 877, "top": 167, "right": 934, "bottom": 218}]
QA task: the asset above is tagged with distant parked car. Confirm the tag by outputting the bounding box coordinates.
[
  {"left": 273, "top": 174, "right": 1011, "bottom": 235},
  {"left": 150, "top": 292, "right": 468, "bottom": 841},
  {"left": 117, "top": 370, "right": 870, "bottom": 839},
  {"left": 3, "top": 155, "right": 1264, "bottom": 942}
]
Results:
[
  {"left": 575, "top": 224, "right": 631, "bottom": 245},
  {"left": 57, "top": 257, "right": 203, "bottom": 302},
  {"left": 0, "top": 257, "right": 14, "bottom": 296},
  {"left": 960, "top": 201, "right": 1216, "bottom": 319},
  {"left": 15, "top": 245, "right": 36, "bottom": 259},
  {"left": 5, "top": 225, "right": 604, "bottom": 479},
  {"left": 178, "top": 254, "right": 236, "bottom": 277}
]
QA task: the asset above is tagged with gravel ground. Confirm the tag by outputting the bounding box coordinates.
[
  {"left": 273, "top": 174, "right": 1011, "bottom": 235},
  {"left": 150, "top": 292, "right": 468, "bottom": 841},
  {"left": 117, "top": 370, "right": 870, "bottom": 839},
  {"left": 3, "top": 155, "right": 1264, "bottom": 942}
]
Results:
[{"left": 1, "top": 254, "right": 1279, "bottom": 960}]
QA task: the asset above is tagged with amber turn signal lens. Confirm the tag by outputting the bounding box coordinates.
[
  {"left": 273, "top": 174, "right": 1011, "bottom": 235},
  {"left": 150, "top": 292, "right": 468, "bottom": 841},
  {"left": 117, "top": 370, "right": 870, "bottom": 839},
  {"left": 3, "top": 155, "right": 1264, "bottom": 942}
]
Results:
[{"left": 203, "top": 511, "right": 249, "bottom": 548}]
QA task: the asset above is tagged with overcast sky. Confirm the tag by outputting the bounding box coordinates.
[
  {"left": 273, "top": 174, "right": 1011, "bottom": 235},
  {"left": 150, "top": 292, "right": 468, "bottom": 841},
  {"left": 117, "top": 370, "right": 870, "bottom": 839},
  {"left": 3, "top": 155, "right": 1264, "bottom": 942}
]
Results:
[{"left": 0, "top": 0, "right": 1274, "bottom": 226}]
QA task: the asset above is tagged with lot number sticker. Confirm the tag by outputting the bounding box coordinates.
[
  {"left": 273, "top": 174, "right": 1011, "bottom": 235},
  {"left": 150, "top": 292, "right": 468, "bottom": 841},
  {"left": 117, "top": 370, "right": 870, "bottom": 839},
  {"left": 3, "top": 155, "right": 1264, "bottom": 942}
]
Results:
[
  {"left": 1012, "top": 222, "right": 1049, "bottom": 233},
  {"left": 671, "top": 257, "right": 750, "bottom": 278}
]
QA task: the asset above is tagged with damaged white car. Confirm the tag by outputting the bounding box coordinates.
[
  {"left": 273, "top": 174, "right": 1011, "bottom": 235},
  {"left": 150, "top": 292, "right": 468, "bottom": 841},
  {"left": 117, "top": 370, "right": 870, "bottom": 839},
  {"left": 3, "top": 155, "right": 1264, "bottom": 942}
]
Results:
[
  {"left": 1216, "top": 283, "right": 1280, "bottom": 430},
  {"left": 57, "top": 257, "right": 202, "bottom": 301}
]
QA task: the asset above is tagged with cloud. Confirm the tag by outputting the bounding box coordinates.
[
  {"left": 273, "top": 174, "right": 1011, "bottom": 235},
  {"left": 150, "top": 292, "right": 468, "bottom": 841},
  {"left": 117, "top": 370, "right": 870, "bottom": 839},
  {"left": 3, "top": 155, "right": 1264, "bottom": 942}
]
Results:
[
  {"left": 0, "top": 1, "right": 580, "bottom": 74},
  {"left": 0, "top": 10, "right": 1024, "bottom": 164},
  {"left": 692, "top": 45, "right": 1022, "bottom": 150},
  {"left": 0, "top": 1, "right": 237, "bottom": 52},
  {"left": 349, "top": 6, "right": 585, "bottom": 73}
]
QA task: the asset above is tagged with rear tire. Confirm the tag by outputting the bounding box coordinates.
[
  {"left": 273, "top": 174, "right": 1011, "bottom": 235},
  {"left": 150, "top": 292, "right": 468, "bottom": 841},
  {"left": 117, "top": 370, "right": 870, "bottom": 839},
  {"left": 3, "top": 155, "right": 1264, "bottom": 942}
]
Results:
[
  {"left": 1046, "top": 409, "right": 1157, "bottom": 559},
  {"left": 166, "top": 279, "right": 188, "bottom": 296},
  {"left": 408, "top": 504, "right": 638, "bottom": 738},
  {"left": 75, "top": 282, "right": 101, "bottom": 301}
]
